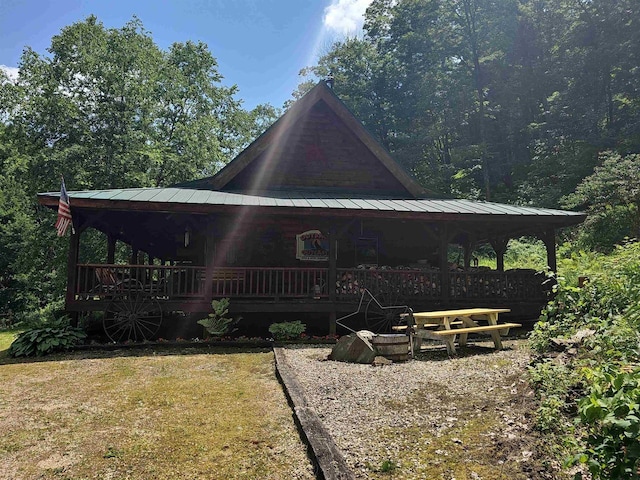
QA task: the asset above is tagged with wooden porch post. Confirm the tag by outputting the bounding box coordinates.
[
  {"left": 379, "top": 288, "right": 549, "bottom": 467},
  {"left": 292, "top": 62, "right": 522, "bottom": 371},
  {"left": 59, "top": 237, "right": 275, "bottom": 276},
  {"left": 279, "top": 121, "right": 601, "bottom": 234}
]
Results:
[
  {"left": 204, "top": 233, "right": 214, "bottom": 304},
  {"left": 543, "top": 229, "right": 557, "bottom": 272},
  {"left": 66, "top": 230, "right": 80, "bottom": 325},
  {"left": 328, "top": 225, "right": 337, "bottom": 335},
  {"left": 439, "top": 226, "right": 450, "bottom": 305},
  {"left": 463, "top": 236, "right": 476, "bottom": 270},
  {"left": 107, "top": 234, "right": 116, "bottom": 264},
  {"left": 490, "top": 237, "right": 508, "bottom": 272}
]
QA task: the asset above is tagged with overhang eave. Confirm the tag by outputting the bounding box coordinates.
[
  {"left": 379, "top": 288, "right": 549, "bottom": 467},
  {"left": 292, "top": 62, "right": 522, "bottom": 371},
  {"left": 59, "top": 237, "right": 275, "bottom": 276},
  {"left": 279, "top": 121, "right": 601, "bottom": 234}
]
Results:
[{"left": 37, "top": 194, "right": 587, "bottom": 229}]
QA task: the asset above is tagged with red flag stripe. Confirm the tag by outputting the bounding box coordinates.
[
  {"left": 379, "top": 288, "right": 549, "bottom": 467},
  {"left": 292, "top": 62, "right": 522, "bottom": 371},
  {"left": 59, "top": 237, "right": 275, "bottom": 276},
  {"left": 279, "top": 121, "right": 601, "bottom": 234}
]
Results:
[
  {"left": 56, "top": 178, "right": 73, "bottom": 236},
  {"left": 58, "top": 203, "right": 71, "bottom": 218}
]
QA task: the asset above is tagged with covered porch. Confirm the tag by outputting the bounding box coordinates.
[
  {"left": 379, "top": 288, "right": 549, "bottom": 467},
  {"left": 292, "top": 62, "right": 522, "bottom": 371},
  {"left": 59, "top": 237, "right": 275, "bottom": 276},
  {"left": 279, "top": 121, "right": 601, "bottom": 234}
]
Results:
[{"left": 53, "top": 199, "right": 574, "bottom": 340}]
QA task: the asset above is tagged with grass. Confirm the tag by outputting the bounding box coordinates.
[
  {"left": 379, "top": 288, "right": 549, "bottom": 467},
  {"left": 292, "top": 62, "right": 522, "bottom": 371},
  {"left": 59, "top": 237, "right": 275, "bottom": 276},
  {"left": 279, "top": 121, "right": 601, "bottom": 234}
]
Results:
[
  {"left": 0, "top": 329, "right": 21, "bottom": 357},
  {"left": 375, "top": 419, "right": 514, "bottom": 479},
  {"left": 0, "top": 348, "right": 314, "bottom": 479}
]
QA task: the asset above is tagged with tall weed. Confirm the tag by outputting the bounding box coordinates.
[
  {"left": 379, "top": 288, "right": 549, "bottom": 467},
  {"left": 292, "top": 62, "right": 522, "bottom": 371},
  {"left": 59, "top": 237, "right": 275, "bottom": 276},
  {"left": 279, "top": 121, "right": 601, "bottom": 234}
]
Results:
[{"left": 529, "top": 240, "right": 640, "bottom": 479}]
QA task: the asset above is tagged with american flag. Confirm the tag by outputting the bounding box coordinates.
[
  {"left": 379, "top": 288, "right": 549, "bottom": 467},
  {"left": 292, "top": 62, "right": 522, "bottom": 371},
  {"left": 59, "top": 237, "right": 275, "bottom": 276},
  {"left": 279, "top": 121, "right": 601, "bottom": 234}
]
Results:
[{"left": 55, "top": 177, "right": 73, "bottom": 236}]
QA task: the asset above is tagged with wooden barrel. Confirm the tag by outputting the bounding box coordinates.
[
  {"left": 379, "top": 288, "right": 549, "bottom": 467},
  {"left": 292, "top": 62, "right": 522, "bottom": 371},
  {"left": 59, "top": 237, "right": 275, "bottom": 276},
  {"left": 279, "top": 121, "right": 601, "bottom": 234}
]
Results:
[{"left": 371, "top": 334, "right": 410, "bottom": 362}]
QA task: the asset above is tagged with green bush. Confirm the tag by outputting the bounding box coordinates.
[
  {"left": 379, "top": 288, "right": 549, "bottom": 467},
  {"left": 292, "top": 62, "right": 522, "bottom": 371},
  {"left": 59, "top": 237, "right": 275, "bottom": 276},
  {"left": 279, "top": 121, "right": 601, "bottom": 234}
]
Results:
[
  {"left": 556, "top": 244, "right": 606, "bottom": 286},
  {"left": 535, "top": 395, "right": 567, "bottom": 433},
  {"left": 570, "top": 366, "right": 640, "bottom": 479},
  {"left": 528, "top": 361, "right": 581, "bottom": 433},
  {"left": 474, "top": 237, "right": 547, "bottom": 270},
  {"left": 529, "top": 283, "right": 598, "bottom": 353},
  {"left": 573, "top": 205, "right": 636, "bottom": 253},
  {"left": 197, "top": 298, "right": 239, "bottom": 338},
  {"left": 268, "top": 321, "right": 306, "bottom": 341},
  {"left": 14, "top": 298, "right": 66, "bottom": 329},
  {"left": 503, "top": 238, "right": 548, "bottom": 270},
  {"left": 8, "top": 316, "right": 86, "bottom": 357},
  {"left": 528, "top": 240, "right": 640, "bottom": 477},
  {"left": 531, "top": 241, "right": 640, "bottom": 354}
]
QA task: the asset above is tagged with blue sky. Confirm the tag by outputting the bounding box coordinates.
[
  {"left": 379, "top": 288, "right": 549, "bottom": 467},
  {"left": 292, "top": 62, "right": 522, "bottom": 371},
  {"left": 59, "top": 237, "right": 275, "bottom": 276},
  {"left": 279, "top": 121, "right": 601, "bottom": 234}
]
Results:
[{"left": 0, "top": 0, "right": 373, "bottom": 109}]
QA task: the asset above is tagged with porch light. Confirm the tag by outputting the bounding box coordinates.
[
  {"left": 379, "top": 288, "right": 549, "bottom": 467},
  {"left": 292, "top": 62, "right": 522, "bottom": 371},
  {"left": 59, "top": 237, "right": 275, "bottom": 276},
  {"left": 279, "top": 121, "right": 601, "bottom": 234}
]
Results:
[{"left": 184, "top": 227, "right": 191, "bottom": 248}]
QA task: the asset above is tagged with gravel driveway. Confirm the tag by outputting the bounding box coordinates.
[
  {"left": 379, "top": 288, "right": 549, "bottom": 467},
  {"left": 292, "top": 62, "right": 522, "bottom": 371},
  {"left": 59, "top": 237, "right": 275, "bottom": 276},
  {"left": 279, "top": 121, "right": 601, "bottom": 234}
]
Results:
[{"left": 282, "top": 340, "right": 549, "bottom": 480}]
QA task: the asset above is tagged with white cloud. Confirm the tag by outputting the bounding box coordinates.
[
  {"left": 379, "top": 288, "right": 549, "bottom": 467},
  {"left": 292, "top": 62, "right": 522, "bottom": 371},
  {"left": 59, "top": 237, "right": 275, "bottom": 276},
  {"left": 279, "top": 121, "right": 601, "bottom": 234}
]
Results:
[
  {"left": 323, "top": 0, "right": 374, "bottom": 36},
  {"left": 0, "top": 65, "right": 19, "bottom": 82}
]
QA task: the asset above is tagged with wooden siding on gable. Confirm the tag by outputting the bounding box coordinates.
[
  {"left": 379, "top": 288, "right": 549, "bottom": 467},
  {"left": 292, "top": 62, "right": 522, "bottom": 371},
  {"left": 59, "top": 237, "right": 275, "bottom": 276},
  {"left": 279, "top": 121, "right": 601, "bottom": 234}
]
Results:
[{"left": 223, "top": 101, "right": 412, "bottom": 196}]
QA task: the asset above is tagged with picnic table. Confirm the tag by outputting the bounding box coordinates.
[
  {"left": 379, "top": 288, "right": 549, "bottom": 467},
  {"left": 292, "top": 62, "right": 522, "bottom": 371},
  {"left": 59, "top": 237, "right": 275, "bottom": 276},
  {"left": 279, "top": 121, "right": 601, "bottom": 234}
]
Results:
[{"left": 401, "top": 308, "right": 521, "bottom": 355}]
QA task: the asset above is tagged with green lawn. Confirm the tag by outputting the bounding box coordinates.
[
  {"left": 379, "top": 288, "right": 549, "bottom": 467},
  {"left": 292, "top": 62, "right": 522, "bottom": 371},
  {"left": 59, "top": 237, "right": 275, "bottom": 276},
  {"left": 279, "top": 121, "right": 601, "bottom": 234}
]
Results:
[
  {"left": 0, "top": 329, "right": 20, "bottom": 357},
  {"left": 0, "top": 348, "right": 314, "bottom": 479}
]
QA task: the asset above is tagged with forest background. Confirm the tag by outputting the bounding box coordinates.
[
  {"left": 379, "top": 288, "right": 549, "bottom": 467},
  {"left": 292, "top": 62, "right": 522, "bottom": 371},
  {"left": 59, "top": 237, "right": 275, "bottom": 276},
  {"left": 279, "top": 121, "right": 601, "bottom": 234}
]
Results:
[{"left": 1, "top": 0, "right": 639, "bottom": 322}]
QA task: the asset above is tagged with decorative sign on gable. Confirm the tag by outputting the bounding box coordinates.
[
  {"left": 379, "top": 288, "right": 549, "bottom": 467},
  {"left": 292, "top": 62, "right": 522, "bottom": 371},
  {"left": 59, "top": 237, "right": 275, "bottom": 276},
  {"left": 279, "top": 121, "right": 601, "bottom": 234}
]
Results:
[{"left": 296, "top": 230, "right": 329, "bottom": 262}]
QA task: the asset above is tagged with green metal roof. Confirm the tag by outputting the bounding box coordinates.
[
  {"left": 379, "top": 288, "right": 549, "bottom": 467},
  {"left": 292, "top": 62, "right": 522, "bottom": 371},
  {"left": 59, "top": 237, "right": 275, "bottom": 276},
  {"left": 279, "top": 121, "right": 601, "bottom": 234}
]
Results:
[{"left": 38, "top": 187, "right": 586, "bottom": 220}]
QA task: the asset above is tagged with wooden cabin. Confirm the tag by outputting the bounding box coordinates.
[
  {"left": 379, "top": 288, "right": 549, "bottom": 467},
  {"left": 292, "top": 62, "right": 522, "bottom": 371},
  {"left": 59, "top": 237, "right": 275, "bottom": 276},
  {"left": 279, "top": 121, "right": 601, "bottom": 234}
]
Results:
[{"left": 38, "top": 81, "right": 586, "bottom": 341}]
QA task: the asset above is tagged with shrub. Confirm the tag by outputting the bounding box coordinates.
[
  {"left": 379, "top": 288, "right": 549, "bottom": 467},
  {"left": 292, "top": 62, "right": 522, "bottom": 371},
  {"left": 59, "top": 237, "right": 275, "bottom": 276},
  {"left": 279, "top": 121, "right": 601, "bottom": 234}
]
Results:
[
  {"left": 268, "top": 321, "right": 306, "bottom": 341},
  {"left": 473, "top": 237, "right": 547, "bottom": 270},
  {"left": 8, "top": 316, "right": 86, "bottom": 357},
  {"left": 14, "top": 299, "right": 66, "bottom": 329},
  {"left": 197, "top": 298, "right": 239, "bottom": 338},
  {"left": 528, "top": 361, "right": 581, "bottom": 433},
  {"left": 528, "top": 240, "right": 640, "bottom": 477},
  {"left": 535, "top": 395, "right": 567, "bottom": 433},
  {"left": 569, "top": 366, "right": 640, "bottom": 479},
  {"left": 574, "top": 205, "right": 636, "bottom": 253},
  {"left": 529, "top": 283, "right": 596, "bottom": 353},
  {"left": 556, "top": 244, "right": 606, "bottom": 286},
  {"left": 503, "top": 238, "right": 548, "bottom": 270},
  {"left": 530, "top": 241, "right": 640, "bottom": 354}
]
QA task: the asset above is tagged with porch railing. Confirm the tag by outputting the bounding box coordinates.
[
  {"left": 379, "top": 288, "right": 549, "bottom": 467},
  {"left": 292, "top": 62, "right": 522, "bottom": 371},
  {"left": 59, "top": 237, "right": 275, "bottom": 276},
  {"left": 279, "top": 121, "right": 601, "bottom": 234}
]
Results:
[
  {"left": 335, "top": 267, "right": 546, "bottom": 303},
  {"left": 449, "top": 270, "right": 545, "bottom": 301},
  {"left": 74, "top": 264, "right": 329, "bottom": 300},
  {"left": 74, "top": 264, "right": 545, "bottom": 303},
  {"left": 209, "top": 267, "right": 330, "bottom": 298},
  {"left": 75, "top": 264, "right": 205, "bottom": 299},
  {"left": 335, "top": 268, "right": 441, "bottom": 300}
]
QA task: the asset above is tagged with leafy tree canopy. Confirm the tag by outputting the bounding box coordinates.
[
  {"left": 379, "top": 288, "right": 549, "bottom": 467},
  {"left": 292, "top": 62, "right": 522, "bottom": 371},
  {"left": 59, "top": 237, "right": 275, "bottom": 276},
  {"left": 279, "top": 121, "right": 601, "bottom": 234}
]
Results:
[
  {"left": 0, "top": 16, "right": 277, "bottom": 319},
  {"left": 294, "top": 0, "right": 640, "bottom": 204},
  {"left": 1, "top": 15, "right": 273, "bottom": 193},
  {"left": 562, "top": 151, "right": 640, "bottom": 250}
]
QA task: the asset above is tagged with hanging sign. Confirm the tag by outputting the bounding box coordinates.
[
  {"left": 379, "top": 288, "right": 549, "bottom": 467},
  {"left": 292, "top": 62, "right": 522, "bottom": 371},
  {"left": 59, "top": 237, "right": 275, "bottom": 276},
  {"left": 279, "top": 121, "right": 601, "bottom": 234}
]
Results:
[{"left": 296, "top": 230, "right": 329, "bottom": 261}]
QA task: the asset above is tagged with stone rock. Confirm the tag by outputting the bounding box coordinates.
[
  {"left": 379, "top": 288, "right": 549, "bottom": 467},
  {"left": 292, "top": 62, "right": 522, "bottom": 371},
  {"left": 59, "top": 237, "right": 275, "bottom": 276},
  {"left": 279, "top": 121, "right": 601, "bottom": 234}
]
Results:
[
  {"left": 573, "top": 328, "right": 596, "bottom": 343},
  {"left": 330, "top": 332, "right": 377, "bottom": 364},
  {"left": 551, "top": 328, "right": 596, "bottom": 352},
  {"left": 372, "top": 356, "right": 392, "bottom": 366}
]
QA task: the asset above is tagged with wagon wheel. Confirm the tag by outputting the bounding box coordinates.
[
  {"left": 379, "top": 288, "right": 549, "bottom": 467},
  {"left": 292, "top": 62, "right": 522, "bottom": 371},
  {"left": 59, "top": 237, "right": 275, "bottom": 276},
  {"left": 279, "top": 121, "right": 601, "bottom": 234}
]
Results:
[
  {"left": 364, "top": 288, "right": 406, "bottom": 333},
  {"left": 103, "top": 294, "right": 163, "bottom": 343}
]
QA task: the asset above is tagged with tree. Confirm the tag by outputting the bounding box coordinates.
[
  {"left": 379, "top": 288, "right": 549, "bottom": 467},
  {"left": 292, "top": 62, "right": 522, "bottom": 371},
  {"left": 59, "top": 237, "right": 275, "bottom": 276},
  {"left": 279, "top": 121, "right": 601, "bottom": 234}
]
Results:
[
  {"left": 300, "top": 0, "right": 524, "bottom": 198},
  {"left": 0, "top": 16, "right": 274, "bottom": 319},
  {"left": 296, "top": 0, "right": 640, "bottom": 207},
  {"left": 563, "top": 151, "right": 640, "bottom": 250},
  {"left": 4, "top": 16, "right": 257, "bottom": 192}
]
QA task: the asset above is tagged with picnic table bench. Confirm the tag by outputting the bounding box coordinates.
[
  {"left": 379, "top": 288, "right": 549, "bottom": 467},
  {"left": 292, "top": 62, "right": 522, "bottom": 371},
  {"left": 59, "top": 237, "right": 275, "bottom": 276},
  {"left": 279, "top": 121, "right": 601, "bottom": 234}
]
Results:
[{"left": 400, "top": 308, "right": 521, "bottom": 355}]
